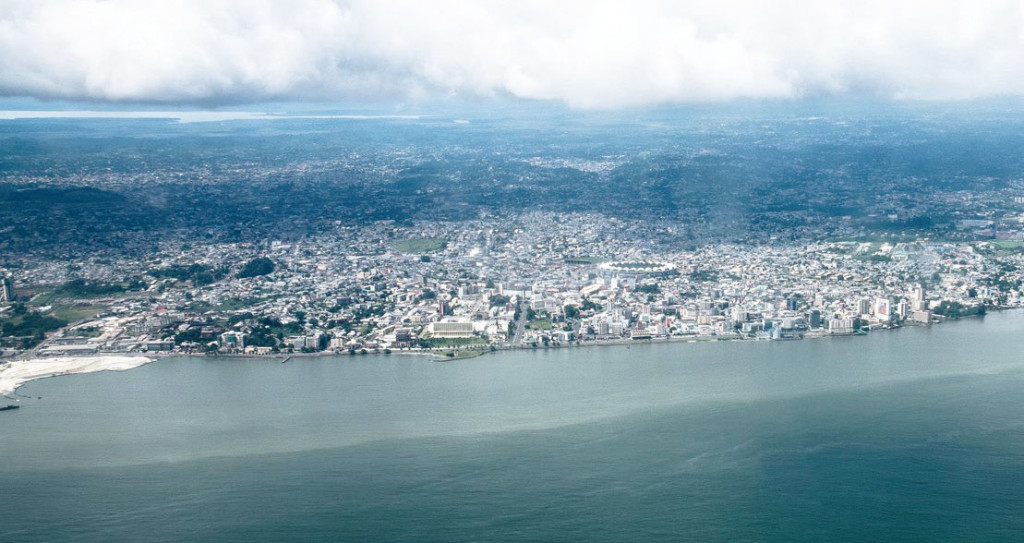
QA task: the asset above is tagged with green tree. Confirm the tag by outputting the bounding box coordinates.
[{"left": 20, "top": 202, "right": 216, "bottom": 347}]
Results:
[
  {"left": 581, "top": 298, "right": 602, "bottom": 311},
  {"left": 489, "top": 294, "right": 511, "bottom": 307},
  {"left": 237, "top": 257, "right": 275, "bottom": 279}
]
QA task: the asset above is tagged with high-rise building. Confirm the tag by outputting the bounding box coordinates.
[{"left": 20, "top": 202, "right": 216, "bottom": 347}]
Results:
[
  {"left": 874, "top": 298, "right": 891, "bottom": 322},
  {"left": 910, "top": 283, "right": 927, "bottom": 311},
  {"left": 910, "top": 283, "right": 924, "bottom": 303},
  {"left": 857, "top": 298, "right": 872, "bottom": 315},
  {"left": 731, "top": 306, "right": 748, "bottom": 323}
]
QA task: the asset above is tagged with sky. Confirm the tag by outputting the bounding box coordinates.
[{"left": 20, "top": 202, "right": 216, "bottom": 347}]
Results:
[{"left": 2, "top": 0, "right": 1024, "bottom": 109}]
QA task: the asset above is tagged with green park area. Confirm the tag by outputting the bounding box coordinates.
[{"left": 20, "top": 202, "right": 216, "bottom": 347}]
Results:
[
  {"left": 0, "top": 303, "right": 68, "bottom": 348},
  {"left": 527, "top": 319, "right": 553, "bottom": 330},
  {"left": 389, "top": 237, "right": 446, "bottom": 254},
  {"left": 976, "top": 240, "right": 1024, "bottom": 256}
]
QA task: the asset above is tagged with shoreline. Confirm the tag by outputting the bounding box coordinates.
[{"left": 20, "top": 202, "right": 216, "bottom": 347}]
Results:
[
  {"left": 0, "top": 310, "right": 1006, "bottom": 395},
  {"left": 151, "top": 308, "right": 1006, "bottom": 362},
  {"left": 0, "top": 356, "right": 152, "bottom": 397}
]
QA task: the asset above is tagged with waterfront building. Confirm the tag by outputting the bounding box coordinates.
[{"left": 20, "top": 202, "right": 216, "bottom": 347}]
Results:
[
  {"left": 809, "top": 310, "right": 822, "bottom": 329},
  {"left": 829, "top": 317, "right": 855, "bottom": 335},
  {"left": 911, "top": 310, "right": 932, "bottom": 324},
  {"left": 874, "top": 298, "right": 891, "bottom": 322},
  {"left": 219, "top": 331, "right": 247, "bottom": 350},
  {"left": 857, "top": 299, "right": 872, "bottom": 315}
]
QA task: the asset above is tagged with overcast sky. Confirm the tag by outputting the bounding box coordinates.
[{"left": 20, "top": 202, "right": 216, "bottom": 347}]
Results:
[{"left": 2, "top": 0, "right": 1024, "bottom": 109}]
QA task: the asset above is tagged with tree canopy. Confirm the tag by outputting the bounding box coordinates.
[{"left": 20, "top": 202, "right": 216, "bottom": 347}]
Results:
[{"left": 237, "top": 257, "right": 275, "bottom": 279}]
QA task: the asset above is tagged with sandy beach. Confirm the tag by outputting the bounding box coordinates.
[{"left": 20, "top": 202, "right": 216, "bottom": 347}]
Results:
[{"left": 0, "top": 356, "right": 152, "bottom": 396}]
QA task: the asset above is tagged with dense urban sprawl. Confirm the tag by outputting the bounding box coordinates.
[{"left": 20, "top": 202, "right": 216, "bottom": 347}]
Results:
[{"left": 3, "top": 211, "right": 1022, "bottom": 359}]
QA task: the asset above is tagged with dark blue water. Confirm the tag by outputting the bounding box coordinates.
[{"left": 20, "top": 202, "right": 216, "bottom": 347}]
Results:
[{"left": 2, "top": 312, "right": 1024, "bottom": 541}]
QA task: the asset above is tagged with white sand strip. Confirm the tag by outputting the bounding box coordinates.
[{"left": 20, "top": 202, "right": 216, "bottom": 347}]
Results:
[{"left": 0, "top": 356, "right": 152, "bottom": 396}]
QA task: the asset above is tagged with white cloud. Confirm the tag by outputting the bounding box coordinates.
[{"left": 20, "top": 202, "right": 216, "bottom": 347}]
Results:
[{"left": 1, "top": 0, "right": 1024, "bottom": 108}]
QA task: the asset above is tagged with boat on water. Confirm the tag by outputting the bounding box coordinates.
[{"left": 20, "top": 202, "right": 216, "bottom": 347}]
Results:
[{"left": 0, "top": 404, "right": 20, "bottom": 411}]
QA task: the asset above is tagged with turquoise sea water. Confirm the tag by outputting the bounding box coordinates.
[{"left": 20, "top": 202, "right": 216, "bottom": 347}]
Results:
[{"left": 2, "top": 312, "right": 1024, "bottom": 541}]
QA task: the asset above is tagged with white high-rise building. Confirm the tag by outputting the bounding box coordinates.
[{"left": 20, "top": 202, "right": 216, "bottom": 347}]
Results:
[{"left": 910, "top": 283, "right": 927, "bottom": 311}]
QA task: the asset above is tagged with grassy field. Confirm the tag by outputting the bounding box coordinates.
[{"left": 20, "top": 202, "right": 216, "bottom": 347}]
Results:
[
  {"left": 31, "top": 287, "right": 141, "bottom": 306},
  {"left": 976, "top": 240, "right": 1024, "bottom": 256},
  {"left": 437, "top": 349, "right": 489, "bottom": 360},
  {"left": 24, "top": 289, "right": 102, "bottom": 323},
  {"left": 390, "top": 237, "right": 446, "bottom": 254},
  {"left": 527, "top": 319, "right": 553, "bottom": 330},
  {"left": 50, "top": 304, "right": 103, "bottom": 323},
  {"left": 28, "top": 288, "right": 59, "bottom": 307}
]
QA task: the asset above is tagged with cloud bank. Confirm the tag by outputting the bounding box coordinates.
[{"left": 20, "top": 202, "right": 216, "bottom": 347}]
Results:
[{"left": 2, "top": 0, "right": 1024, "bottom": 108}]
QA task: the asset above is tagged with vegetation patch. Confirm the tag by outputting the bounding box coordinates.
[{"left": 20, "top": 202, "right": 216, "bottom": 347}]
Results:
[
  {"left": 390, "top": 237, "right": 446, "bottom": 254},
  {"left": 420, "top": 337, "right": 487, "bottom": 348},
  {"left": 564, "top": 256, "right": 603, "bottom": 264},
  {"left": 57, "top": 278, "right": 147, "bottom": 297},
  {"left": 854, "top": 253, "right": 892, "bottom": 263},
  {"left": 0, "top": 304, "right": 67, "bottom": 348},
  {"left": 976, "top": 241, "right": 1024, "bottom": 256},
  {"left": 635, "top": 284, "right": 660, "bottom": 294},
  {"left": 217, "top": 298, "right": 260, "bottom": 311},
  {"left": 932, "top": 300, "right": 986, "bottom": 319},
  {"left": 50, "top": 303, "right": 102, "bottom": 323},
  {"left": 150, "top": 263, "right": 228, "bottom": 286},
  {"left": 527, "top": 319, "right": 553, "bottom": 330},
  {"left": 237, "top": 257, "right": 276, "bottom": 279},
  {"left": 489, "top": 294, "right": 511, "bottom": 307},
  {"left": 439, "top": 349, "right": 488, "bottom": 360},
  {"left": 689, "top": 269, "right": 719, "bottom": 282}
]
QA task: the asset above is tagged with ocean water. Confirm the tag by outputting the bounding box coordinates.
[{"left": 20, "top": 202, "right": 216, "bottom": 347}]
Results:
[{"left": 2, "top": 312, "right": 1024, "bottom": 541}]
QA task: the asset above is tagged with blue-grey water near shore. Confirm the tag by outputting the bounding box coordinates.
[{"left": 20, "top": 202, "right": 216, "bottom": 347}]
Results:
[{"left": 2, "top": 312, "right": 1024, "bottom": 541}]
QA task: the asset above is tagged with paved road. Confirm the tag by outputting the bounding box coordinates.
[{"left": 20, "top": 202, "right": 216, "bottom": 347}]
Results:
[{"left": 511, "top": 299, "right": 528, "bottom": 346}]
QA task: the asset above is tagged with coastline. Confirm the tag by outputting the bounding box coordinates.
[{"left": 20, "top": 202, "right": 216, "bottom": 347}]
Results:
[
  {"left": 0, "top": 310, "right": 1006, "bottom": 395},
  {"left": 171, "top": 310, "right": 1007, "bottom": 362},
  {"left": 0, "top": 356, "right": 152, "bottom": 397}
]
